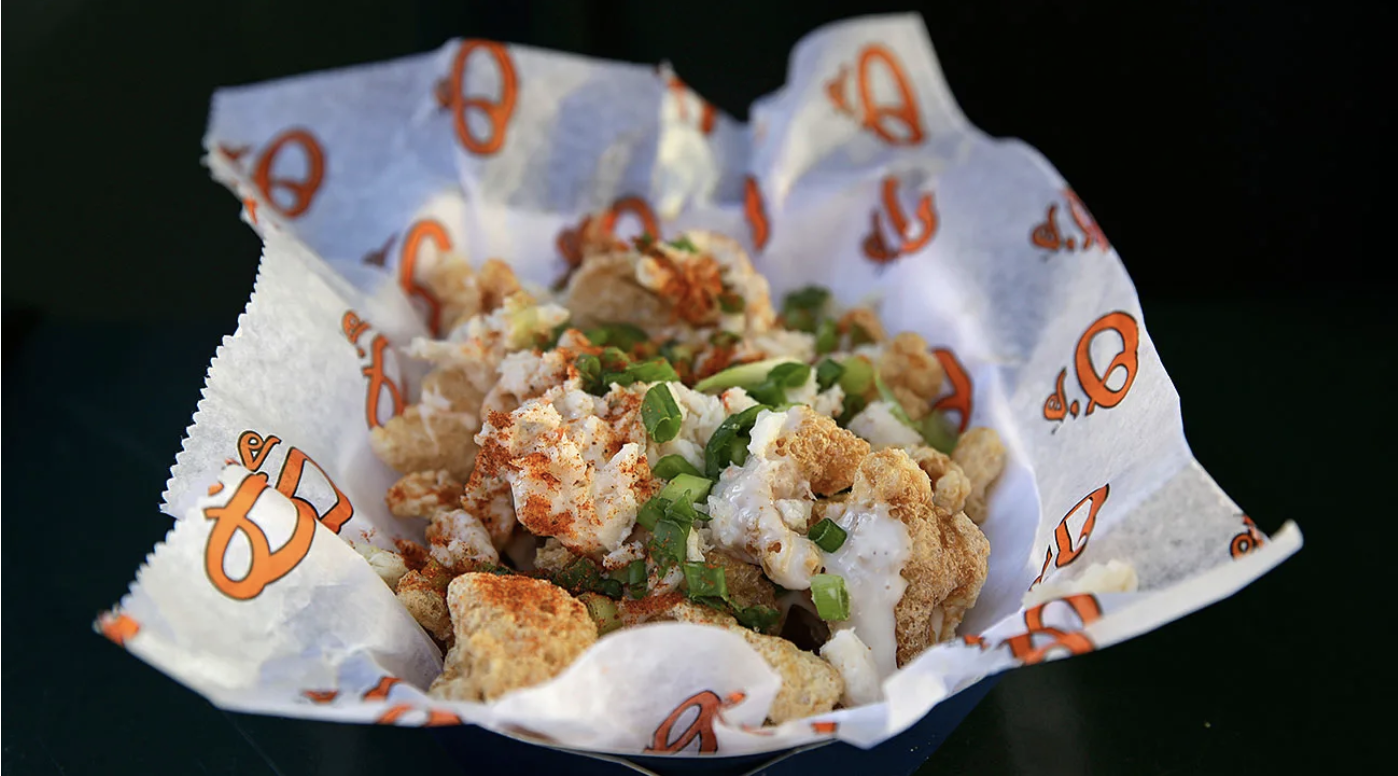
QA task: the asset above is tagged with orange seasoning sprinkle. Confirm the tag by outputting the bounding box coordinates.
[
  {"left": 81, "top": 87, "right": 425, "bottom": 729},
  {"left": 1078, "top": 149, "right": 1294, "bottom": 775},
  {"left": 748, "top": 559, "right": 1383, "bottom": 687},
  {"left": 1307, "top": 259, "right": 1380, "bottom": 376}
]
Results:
[
  {"left": 394, "top": 540, "right": 431, "bottom": 571},
  {"left": 646, "top": 248, "right": 725, "bottom": 325}
]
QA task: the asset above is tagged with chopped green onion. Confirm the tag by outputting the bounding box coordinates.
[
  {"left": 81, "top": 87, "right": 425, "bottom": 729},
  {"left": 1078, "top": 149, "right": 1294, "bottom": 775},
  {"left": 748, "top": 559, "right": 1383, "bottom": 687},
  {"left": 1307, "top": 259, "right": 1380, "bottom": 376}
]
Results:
[
  {"left": 636, "top": 495, "right": 670, "bottom": 531},
  {"left": 636, "top": 232, "right": 656, "bottom": 249},
  {"left": 785, "top": 308, "right": 818, "bottom": 333},
  {"left": 731, "top": 604, "right": 781, "bottom": 633},
  {"left": 624, "top": 559, "right": 648, "bottom": 599},
  {"left": 704, "top": 404, "right": 768, "bottom": 477},
  {"left": 768, "top": 362, "right": 811, "bottom": 389},
  {"left": 917, "top": 410, "right": 959, "bottom": 454},
  {"left": 583, "top": 322, "right": 649, "bottom": 351},
  {"left": 600, "top": 346, "right": 631, "bottom": 371},
  {"left": 709, "top": 330, "right": 741, "bottom": 348},
  {"left": 579, "top": 592, "right": 622, "bottom": 635},
  {"left": 728, "top": 434, "right": 750, "bottom": 468},
  {"left": 642, "top": 384, "right": 683, "bottom": 443},
  {"left": 575, "top": 353, "right": 601, "bottom": 380},
  {"left": 718, "top": 291, "right": 745, "bottom": 314},
  {"left": 808, "top": 518, "right": 848, "bottom": 553},
  {"left": 816, "top": 358, "right": 845, "bottom": 391},
  {"left": 849, "top": 323, "right": 876, "bottom": 347},
  {"left": 693, "top": 357, "right": 799, "bottom": 394},
  {"left": 660, "top": 473, "right": 714, "bottom": 504},
  {"left": 668, "top": 235, "right": 698, "bottom": 252},
  {"left": 783, "top": 286, "right": 830, "bottom": 311},
  {"left": 667, "top": 496, "right": 701, "bottom": 525},
  {"left": 659, "top": 340, "right": 694, "bottom": 366},
  {"left": 626, "top": 357, "right": 680, "bottom": 384},
  {"left": 555, "top": 557, "right": 623, "bottom": 598},
  {"left": 683, "top": 562, "right": 728, "bottom": 598},
  {"left": 837, "top": 393, "right": 867, "bottom": 427},
  {"left": 811, "top": 574, "right": 850, "bottom": 621},
  {"left": 815, "top": 319, "right": 839, "bottom": 354},
  {"left": 652, "top": 454, "right": 701, "bottom": 480},
  {"left": 649, "top": 515, "right": 690, "bottom": 568},
  {"left": 874, "top": 371, "right": 919, "bottom": 428},
  {"left": 838, "top": 356, "right": 874, "bottom": 395},
  {"left": 537, "top": 320, "right": 572, "bottom": 350}
]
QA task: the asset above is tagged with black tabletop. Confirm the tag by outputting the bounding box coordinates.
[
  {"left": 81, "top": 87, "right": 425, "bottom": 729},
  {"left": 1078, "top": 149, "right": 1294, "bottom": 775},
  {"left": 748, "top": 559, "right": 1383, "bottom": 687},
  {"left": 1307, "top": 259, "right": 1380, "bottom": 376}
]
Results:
[{"left": 3, "top": 1, "right": 1390, "bottom": 773}]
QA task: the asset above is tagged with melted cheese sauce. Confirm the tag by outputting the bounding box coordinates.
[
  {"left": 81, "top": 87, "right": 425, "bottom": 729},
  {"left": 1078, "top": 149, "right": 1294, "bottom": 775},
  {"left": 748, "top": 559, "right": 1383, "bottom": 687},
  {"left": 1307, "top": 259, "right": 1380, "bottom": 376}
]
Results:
[{"left": 821, "top": 501, "right": 911, "bottom": 678}]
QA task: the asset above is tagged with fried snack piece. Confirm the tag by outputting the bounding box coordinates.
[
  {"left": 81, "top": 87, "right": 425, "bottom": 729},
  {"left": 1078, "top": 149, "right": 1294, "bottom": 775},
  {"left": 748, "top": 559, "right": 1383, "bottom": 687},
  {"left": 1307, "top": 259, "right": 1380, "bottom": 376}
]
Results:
[
  {"left": 837, "top": 307, "right": 886, "bottom": 345},
  {"left": 422, "top": 254, "right": 523, "bottom": 333},
  {"left": 429, "top": 573, "right": 598, "bottom": 702},
  {"left": 878, "top": 332, "right": 945, "bottom": 421},
  {"left": 563, "top": 230, "right": 776, "bottom": 337},
  {"left": 951, "top": 427, "right": 1006, "bottom": 525},
  {"left": 396, "top": 561, "right": 455, "bottom": 644},
  {"left": 471, "top": 384, "right": 655, "bottom": 557},
  {"left": 564, "top": 252, "right": 673, "bottom": 331},
  {"left": 851, "top": 449, "right": 989, "bottom": 666},
  {"left": 903, "top": 445, "right": 972, "bottom": 514},
  {"left": 624, "top": 597, "right": 842, "bottom": 723},
  {"left": 370, "top": 407, "right": 478, "bottom": 481},
  {"left": 386, "top": 470, "right": 465, "bottom": 519},
  {"left": 385, "top": 470, "right": 499, "bottom": 571},
  {"left": 769, "top": 406, "right": 870, "bottom": 496},
  {"left": 709, "top": 407, "right": 867, "bottom": 589},
  {"left": 533, "top": 537, "right": 578, "bottom": 575},
  {"left": 705, "top": 551, "right": 779, "bottom": 616},
  {"left": 352, "top": 543, "right": 410, "bottom": 591}
]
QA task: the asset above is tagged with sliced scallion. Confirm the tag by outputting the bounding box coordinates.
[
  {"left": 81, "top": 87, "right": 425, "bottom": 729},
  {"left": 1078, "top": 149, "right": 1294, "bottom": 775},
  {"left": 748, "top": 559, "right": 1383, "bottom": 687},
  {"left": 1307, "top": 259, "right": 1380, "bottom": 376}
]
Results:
[
  {"left": 808, "top": 518, "right": 848, "bottom": 553},
  {"left": 652, "top": 454, "right": 701, "bottom": 480},
  {"left": 811, "top": 574, "right": 850, "bottom": 621},
  {"left": 642, "top": 384, "right": 683, "bottom": 443}
]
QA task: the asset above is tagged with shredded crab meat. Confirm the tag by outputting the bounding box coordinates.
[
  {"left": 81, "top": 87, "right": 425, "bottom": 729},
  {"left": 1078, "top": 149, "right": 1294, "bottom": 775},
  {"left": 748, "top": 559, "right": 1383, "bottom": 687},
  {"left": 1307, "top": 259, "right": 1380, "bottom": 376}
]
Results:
[
  {"left": 471, "top": 383, "right": 657, "bottom": 557},
  {"left": 706, "top": 406, "right": 868, "bottom": 589}
]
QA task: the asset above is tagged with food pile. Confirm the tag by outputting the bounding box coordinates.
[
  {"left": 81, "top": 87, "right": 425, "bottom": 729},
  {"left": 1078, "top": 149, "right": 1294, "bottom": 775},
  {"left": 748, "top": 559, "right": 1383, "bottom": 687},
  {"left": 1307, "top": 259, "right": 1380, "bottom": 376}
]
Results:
[{"left": 356, "top": 225, "right": 1006, "bottom": 722}]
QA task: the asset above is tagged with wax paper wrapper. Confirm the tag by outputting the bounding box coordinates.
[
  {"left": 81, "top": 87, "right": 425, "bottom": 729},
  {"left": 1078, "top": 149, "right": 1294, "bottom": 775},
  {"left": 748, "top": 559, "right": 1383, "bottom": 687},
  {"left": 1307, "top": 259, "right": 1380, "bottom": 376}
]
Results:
[{"left": 101, "top": 13, "right": 1302, "bottom": 759}]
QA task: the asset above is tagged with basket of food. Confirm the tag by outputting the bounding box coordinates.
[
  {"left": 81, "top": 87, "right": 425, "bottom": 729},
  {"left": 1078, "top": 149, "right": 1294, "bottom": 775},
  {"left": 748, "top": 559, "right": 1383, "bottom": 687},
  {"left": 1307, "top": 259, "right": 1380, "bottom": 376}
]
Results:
[{"left": 97, "top": 13, "right": 1301, "bottom": 773}]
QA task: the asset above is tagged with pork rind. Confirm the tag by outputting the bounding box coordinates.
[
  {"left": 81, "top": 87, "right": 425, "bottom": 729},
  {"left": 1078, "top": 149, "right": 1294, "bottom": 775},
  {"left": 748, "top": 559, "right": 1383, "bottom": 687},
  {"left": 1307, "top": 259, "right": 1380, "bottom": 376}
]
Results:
[
  {"left": 429, "top": 573, "right": 598, "bottom": 702},
  {"left": 849, "top": 449, "right": 990, "bottom": 666}
]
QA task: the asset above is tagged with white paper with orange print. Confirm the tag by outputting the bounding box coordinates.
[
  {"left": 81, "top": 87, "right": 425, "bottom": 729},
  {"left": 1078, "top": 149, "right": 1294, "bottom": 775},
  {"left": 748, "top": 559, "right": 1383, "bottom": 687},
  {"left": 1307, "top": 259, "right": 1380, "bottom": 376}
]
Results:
[{"left": 104, "top": 12, "right": 1302, "bottom": 762}]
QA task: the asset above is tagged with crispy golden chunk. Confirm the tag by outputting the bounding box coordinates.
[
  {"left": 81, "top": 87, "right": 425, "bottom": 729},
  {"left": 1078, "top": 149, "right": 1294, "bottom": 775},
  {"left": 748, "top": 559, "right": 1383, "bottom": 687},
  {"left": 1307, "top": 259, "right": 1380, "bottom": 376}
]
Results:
[
  {"left": 396, "top": 563, "right": 454, "bottom": 644},
  {"left": 563, "top": 252, "right": 672, "bottom": 331},
  {"left": 429, "top": 573, "right": 598, "bottom": 702},
  {"left": 878, "top": 332, "right": 945, "bottom": 421},
  {"left": 370, "top": 407, "right": 478, "bottom": 481},
  {"left": 533, "top": 537, "right": 578, "bottom": 575},
  {"left": 386, "top": 470, "right": 465, "bottom": 519},
  {"left": 352, "top": 543, "right": 410, "bottom": 591},
  {"left": 851, "top": 449, "right": 989, "bottom": 666},
  {"left": 626, "top": 597, "right": 842, "bottom": 723},
  {"left": 422, "top": 366, "right": 487, "bottom": 416},
  {"left": 903, "top": 445, "right": 972, "bottom": 514},
  {"left": 951, "top": 427, "right": 1006, "bottom": 525},
  {"left": 424, "top": 254, "right": 523, "bottom": 333},
  {"left": 705, "top": 551, "right": 778, "bottom": 621},
  {"left": 770, "top": 407, "right": 870, "bottom": 496},
  {"left": 838, "top": 307, "right": 886, "bottom": 345}
]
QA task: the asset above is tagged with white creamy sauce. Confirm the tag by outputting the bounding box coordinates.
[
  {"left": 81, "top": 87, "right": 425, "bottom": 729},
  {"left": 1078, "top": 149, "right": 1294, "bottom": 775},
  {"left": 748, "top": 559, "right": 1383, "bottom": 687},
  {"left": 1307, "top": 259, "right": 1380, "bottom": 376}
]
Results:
[
  {"left": 821, "top": 501, "right": 912, "bottom": 678},
  {"left": 819, "top": 628, "right": 883, "bottom": 706},
  {"left": 704, "top": 408, "right": 822, "bottom": 589}
]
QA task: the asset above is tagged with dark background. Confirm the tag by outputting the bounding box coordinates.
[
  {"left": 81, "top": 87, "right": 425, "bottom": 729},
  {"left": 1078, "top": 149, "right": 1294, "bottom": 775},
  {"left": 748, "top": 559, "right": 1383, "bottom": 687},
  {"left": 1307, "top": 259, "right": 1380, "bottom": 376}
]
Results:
[{"left": 3, "top": 1, "right": 1391, "bottom": 774}]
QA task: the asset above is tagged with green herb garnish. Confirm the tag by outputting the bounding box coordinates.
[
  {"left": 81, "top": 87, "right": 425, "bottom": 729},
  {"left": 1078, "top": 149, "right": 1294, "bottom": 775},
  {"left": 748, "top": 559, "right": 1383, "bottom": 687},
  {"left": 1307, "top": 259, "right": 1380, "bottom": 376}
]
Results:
[
  {"left": 703, "top": 404, "right": 768, "bottom": 477},
  {"left": 652, "top": 454, "right": 702, "bottom": 480},
  {"left": 815, "top": 358, "right": 845, "bottom": 391},
  {"left": 642, "top": 384, "right": 683, "bottom": 443},
  {"left": 808, "top": 518, "right": 848, "bottom": 553},
  {"left": 811, "top": 573, "right": 850, "bottom": 621}
]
